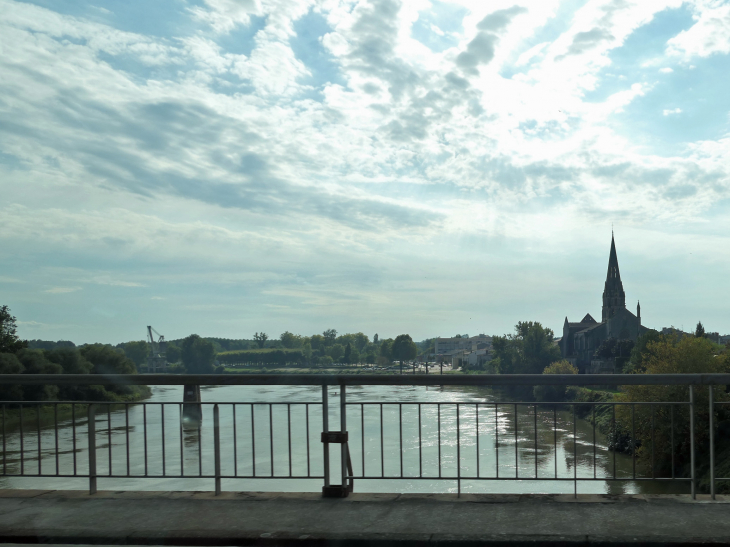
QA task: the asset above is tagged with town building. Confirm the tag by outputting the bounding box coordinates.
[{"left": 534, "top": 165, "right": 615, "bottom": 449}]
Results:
[{"left": 558, "top": 234, "right": 650, "bottom": 372}]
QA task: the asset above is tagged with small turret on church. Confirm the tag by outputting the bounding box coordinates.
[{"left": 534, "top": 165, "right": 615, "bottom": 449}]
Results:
[{"left": 602, "top": 233, "right": 626, "bottom": 321}]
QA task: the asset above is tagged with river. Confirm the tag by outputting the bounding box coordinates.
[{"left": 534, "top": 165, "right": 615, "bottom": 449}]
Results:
[{"left": 0, "top": 384, "right": 689, "bottom": 495}]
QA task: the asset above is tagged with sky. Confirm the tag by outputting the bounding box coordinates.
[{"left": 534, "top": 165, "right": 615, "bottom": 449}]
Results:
[{"left": 1, "top": 0, "right": 729, "bottom": 345}]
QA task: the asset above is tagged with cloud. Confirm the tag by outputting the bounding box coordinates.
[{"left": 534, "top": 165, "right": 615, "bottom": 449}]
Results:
[
  {"left": 663, "top": 107, "right": 682, "bottom": 116},
  {"left": 456, "top": 6, "right": 527, "bottom": 73},
  {"left": 666, "top": 2, "right": 730, "bottom": 59},
  {"left": 44, "top": 287, "right": 82, "bottom": 294}
]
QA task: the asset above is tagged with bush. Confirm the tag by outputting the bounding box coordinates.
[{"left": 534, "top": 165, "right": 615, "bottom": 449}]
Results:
[{"left": 533, "top": 360, "right": 578, "bottom": 402}]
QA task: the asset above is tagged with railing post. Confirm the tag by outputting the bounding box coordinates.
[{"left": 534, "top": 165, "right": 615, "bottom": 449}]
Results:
[
  {"left": 689, "top": 385, "right": 696, "bottom": 500},
  {"left": 88, "top": 404, "right": 97, "bottom": 495},
  {"left": 214, "top": 404, "right": 221, "bottom": 496},
  {"left": 322, "top": 385, "right": 330, "bottom": 491},
  {"left": 709, "top": 385, "right": 715, "bottom": 500},
  {"left": 340, "top": 385, "right": 347, "bottom": 490}
]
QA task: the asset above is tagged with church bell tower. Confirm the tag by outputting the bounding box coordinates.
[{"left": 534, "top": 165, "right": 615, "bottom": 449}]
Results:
[{"left": 602, "top": 232, "right": 626, "bottom": 321}]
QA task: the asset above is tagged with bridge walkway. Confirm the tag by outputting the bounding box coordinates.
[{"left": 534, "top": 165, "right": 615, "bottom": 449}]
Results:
[{"left": 1, "top": 490, "right": 730, "bottom": 545}]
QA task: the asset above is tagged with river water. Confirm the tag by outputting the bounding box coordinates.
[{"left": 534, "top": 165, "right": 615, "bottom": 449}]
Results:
[{"left": 0, "top": 384, "right": 689, "bottom": 495}]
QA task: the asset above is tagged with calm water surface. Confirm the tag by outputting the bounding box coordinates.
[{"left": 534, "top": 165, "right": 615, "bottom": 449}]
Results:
[{"left": 0, "top": 384, "right": 690, "bottom": 495}]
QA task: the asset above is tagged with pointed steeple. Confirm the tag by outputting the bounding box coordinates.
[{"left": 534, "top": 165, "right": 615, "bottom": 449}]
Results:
[{"left": 602, "top": 232, "right": 626, "bottom": 321}]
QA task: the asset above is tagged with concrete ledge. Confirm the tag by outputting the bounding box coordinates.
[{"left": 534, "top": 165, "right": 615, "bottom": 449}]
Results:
[{"left": 1, "top": 490, "right": 730, "bottom": 545}]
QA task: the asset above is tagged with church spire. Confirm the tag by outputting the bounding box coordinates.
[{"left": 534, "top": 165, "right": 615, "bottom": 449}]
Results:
[{"left": 602, "top": 232, "right": 626, "bottom": 321}]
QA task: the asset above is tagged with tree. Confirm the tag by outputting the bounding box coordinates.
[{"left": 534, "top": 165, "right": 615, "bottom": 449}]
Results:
[
  {"left": 166, "top": 343, "right": 182, "bottom": 364},
  {"left": 323, "top": 329, "right": 337, "bottom": 346},
  {"left": 373, "top": 333, "right": 379, "bottom": 345},
  {"left": 302, "top": 342, "right": 313, "bottom": 362},
  {"left": 392, "top": 334, "right": 417, "bottom": 374},
  {"left": 493, "top": 322, "right": 561, "bottom": 375},
  {"left": 253, "top": 332, "right": 269, "bottom": 348},
  {"left": 354, "top": 333, "right": 369, "bottom": 352},
  {"left": 181, "top": 334, "right": 216, "bottom": 373},
  {"left": 117, "top": 340, "right": 150, "bottom": 370},
  {"left": 533, "top": 360, "right": 578, "bottom": 402},
  {"left": 0, "top": 352, "right": 24, "bottom": 400},
  {"left": 309, "top": 335, "right": 325, "bottom": 352},
  {"left": 280, "top": 331, "right": 302, "bottom": 349},
  {"left": 326, "top": 343, "right": 345, "bottom": 362},
  {"left": 80, "top": 345, "right": 136, "bottom": 375},
  {"left": 343, "top": 342, "right": 352, "bottom": 364},
  {"left": 45, "top": 347, "right": 92, "bottom": 374},
  {"left": 695, "top": 321, "right": 706, "bottom": 338},
  {"left": 15, "top": 348, "right": 62, "bottom": 401},
  {"left": 617, "top": 336, "right": 730, "bottom": 482},
  {"left": 379, "top": 338, "right": 393, "bottom": 363},
  {"left": 0, "top": 305, "right": 28, "bottom": 354}
]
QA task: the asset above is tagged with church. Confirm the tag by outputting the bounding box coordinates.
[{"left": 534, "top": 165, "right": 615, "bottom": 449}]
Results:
[{"left": 558, "top": 234, "right": 650, "bottom": 372}]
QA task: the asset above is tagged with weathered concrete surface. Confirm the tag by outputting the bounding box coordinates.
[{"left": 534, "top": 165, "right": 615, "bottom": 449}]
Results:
[{"left": 1, "top": 490, "right": 730, "bottom": 545}]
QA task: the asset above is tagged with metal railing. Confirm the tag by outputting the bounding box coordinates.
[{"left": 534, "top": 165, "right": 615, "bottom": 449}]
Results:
[{"left": 1, "top": 374, "right": 729, "bottom": 499}]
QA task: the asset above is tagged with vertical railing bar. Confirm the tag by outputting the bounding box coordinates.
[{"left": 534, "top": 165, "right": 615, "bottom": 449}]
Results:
[
  {"left": 476, "top": 404, "right": 480, "bottom": 479},
  {"left": 269, "top": 404, "right": 274, "bottom": 477},
  {"left": 496, "top": 403, "right": 499, "bottom": 479},
  {"left": 380, "top": 403, "right": 384, "bottom": 478},
  {"left": 456, "top": 403, "right": 461, "bottom": 497},
  {"left": 593, "top": 404, "right": 596, "bottom": 480},
  {"left": 670, "top": 404, "right": 675, "bottom": 480},
  {"left": 399, "top": 403, "right": 403, "bottom": 478},
  {"left": 612, "top": 404, "right": 616, "bottom": 480},
  {"left": 107, "top": 405, "right": 112, "bottom": 476},
  {"left": 418, "top": 404, "right": 423, "bottom": 478},
  {"left": 54, "top": 404, "right": 59, "bottom": 476},
  {"left": 690, "top": 385, "right": 696, "bottom": 499},
  {"left": 197, "top": 413, "right": 202, "bottom": 477},
  {"left": 573, "top": 404, "right": 577, "bottom": 498},
  {"left": 126, "top": 404, "right": 130, "bottom": 477},
  {"left": 233, "top": 404, "right": 238, "bottom": 477},
  {"left": 340, "top": 386, "right": 347, "bottom": 488},
  {"left": 710, "top": 385, "right": 715, "bottom": 500},
  {"left": 88, "top": 404, "right": 97, "bottom": 495},
  {"left": 37, "top": 405, "right": 42, "bottom": 475},
  {"left": 179, "top": 404, "right": 184, "bottom": 477},
  {"left": 361, "top": 403, "right": 365, "bottom": 478},
  {"left": 19, "top": 405, "right": 24, "bottom": 475},
  {"left": 632, "top": 403, "right": 636, "bottom": 481},
  {"left": 2, "top": 404, "right": 6, "bottom": 475},
  {"left": 322, "top": 387, "right": 329, "bottom": 488},
  {"left": 651, "top": 404, "right": 655, "bottom": 480},
  {"left": 306, "top": 404, "right": 311, "bottom": 478},
  {"left": 534, "top": 403, "right": 538, "bottom": 479},
  {"left": 72, "top": 404, "right": 77, "bottom": 476},
  {"left": 438, "top": 403, "right": 441, "bottom": 479},
  {"left": 143, "top": 404, "right": 149, "bottom": 477},
  {"left": 251, "top": 404, "right": 256, "bottom": 477},
  {"left": 287, "top": 403, "right": 292, "bottom": 478},
  {"left": 553, "top": 405, "right": 557, "bottom": 479},
  {"left": 514, "top": 404, "right": 518, "bottom": 480},
  {"left": 161, "top": 404, "right": 166, "bottom": 477},
  {"left": 214, "top": 404, "right": 221, "bottom": 496}
]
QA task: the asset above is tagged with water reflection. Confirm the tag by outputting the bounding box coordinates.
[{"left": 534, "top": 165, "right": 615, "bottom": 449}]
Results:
[{"left": 0, "top": 384, "right": 691, "bottom": 494}]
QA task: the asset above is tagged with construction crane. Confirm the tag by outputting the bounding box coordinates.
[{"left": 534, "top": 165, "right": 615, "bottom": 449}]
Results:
[{"left": 147, "top": 326, "right": 167, "bottom": 373}]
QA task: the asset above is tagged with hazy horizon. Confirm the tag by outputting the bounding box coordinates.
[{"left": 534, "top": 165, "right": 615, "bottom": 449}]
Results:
[{"left": 1, "top": 0, "right": 728, "bottom": 345}]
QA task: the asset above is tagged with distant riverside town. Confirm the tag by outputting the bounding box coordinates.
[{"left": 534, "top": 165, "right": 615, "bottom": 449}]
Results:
[{"left": 1, "top": 235, "right": 728, "bottom": 381}]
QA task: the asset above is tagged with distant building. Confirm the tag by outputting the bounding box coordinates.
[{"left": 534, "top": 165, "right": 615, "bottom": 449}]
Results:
[
  {"left": 434, "top": 334, "right": 492, "bottom": 356},
  {"left": 560, "top": 234, "right": 651, "bottom": 372},
  {"left": 720, "top": 334, "right": 730, "bottom": 346}
]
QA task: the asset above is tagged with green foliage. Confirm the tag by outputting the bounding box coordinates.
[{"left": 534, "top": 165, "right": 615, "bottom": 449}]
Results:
[
  {"left": 625, "top": 330, "right": 662, "bottom": 373},
  {"left": 280, "top": 331, "right": 303, "bottom": 348},
  {"left": 533, "top": 360, "right": 578, "bottom": 402},
  {"left": 379, "top": 338, "right": 394, "bottom": 362},
  {"left": 320, "top": 356, "right": 333, "bottom": 367},
  {"left": 27, "top": 340, "right": 76, "bottom": 350},
  {"left": 116, "top": 340, "right": 150, "bottom": 369},
  {"left": 326, "top": 343, "right": 345, "bottom": 361},
  {"left": 695, "top": 321, "right": 706, "bottom": 338},
  {"left": 322, "top": 329, "right": 337, "bottom": 346},
  {"left": 344, "top": 343, "right": 352, "bottom": 363},
  {"left": 80, "top": 344, "right": 136, "bottom": 375},
  {"left": 617, "top": 336, "right": 730, "bottom": 478},
  {"left": 166, "top": 343, "right": 181, "bottom": 363},
  {"left": 0, "top": 353, "right": 25, "bottom": 400},
  {"left": 44, "top": 347, "right": 92, "bottom": 374},
  {"left": 181, "top": 334, "right": 216, "bottom": 374},
  {"left": 309, "top": 335, "right": 325, "bottom": 351},
  {"left": 0, "top": 305, "right": 28, "bottom": 354},
  {"left": 392, "top": 334, "right": 417, "bottom": 367},
  {"left": 493, "top": 321, "right": 561, "bottom": 375},
  {"left": 217, "top": 349, "right": 305, "bottom": 365},
  {"left": 253, "top": 332, "right": 269, "bottom": 349},
  {"left": 373, "top": 333, "right": 379, "bottom": 345}
]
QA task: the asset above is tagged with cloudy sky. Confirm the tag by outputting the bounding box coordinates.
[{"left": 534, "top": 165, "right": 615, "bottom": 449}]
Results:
[{"left": 1, "top": 0, "right": 729, "bottom": 345}]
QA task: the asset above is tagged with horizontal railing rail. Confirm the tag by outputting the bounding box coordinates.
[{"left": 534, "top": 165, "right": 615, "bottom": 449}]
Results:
[
  {"left": 2, "top": 375, "right": 728, "bottom": 499},
  {"left": 2, "top": 373, "right": 730, "bottom": 386}
]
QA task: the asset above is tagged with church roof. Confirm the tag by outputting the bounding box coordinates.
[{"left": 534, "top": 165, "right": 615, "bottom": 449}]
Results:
[
  {"left": 606, "top": 232, "right": 622, "bottom": 284},
  {"left": 581, "top": 313, "right": 597, "bottom": 323}
]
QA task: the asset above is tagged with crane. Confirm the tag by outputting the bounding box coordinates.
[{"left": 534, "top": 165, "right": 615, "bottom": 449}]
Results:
[{"left": 146, "top": 326, "right": 168, "bottom": 372}]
